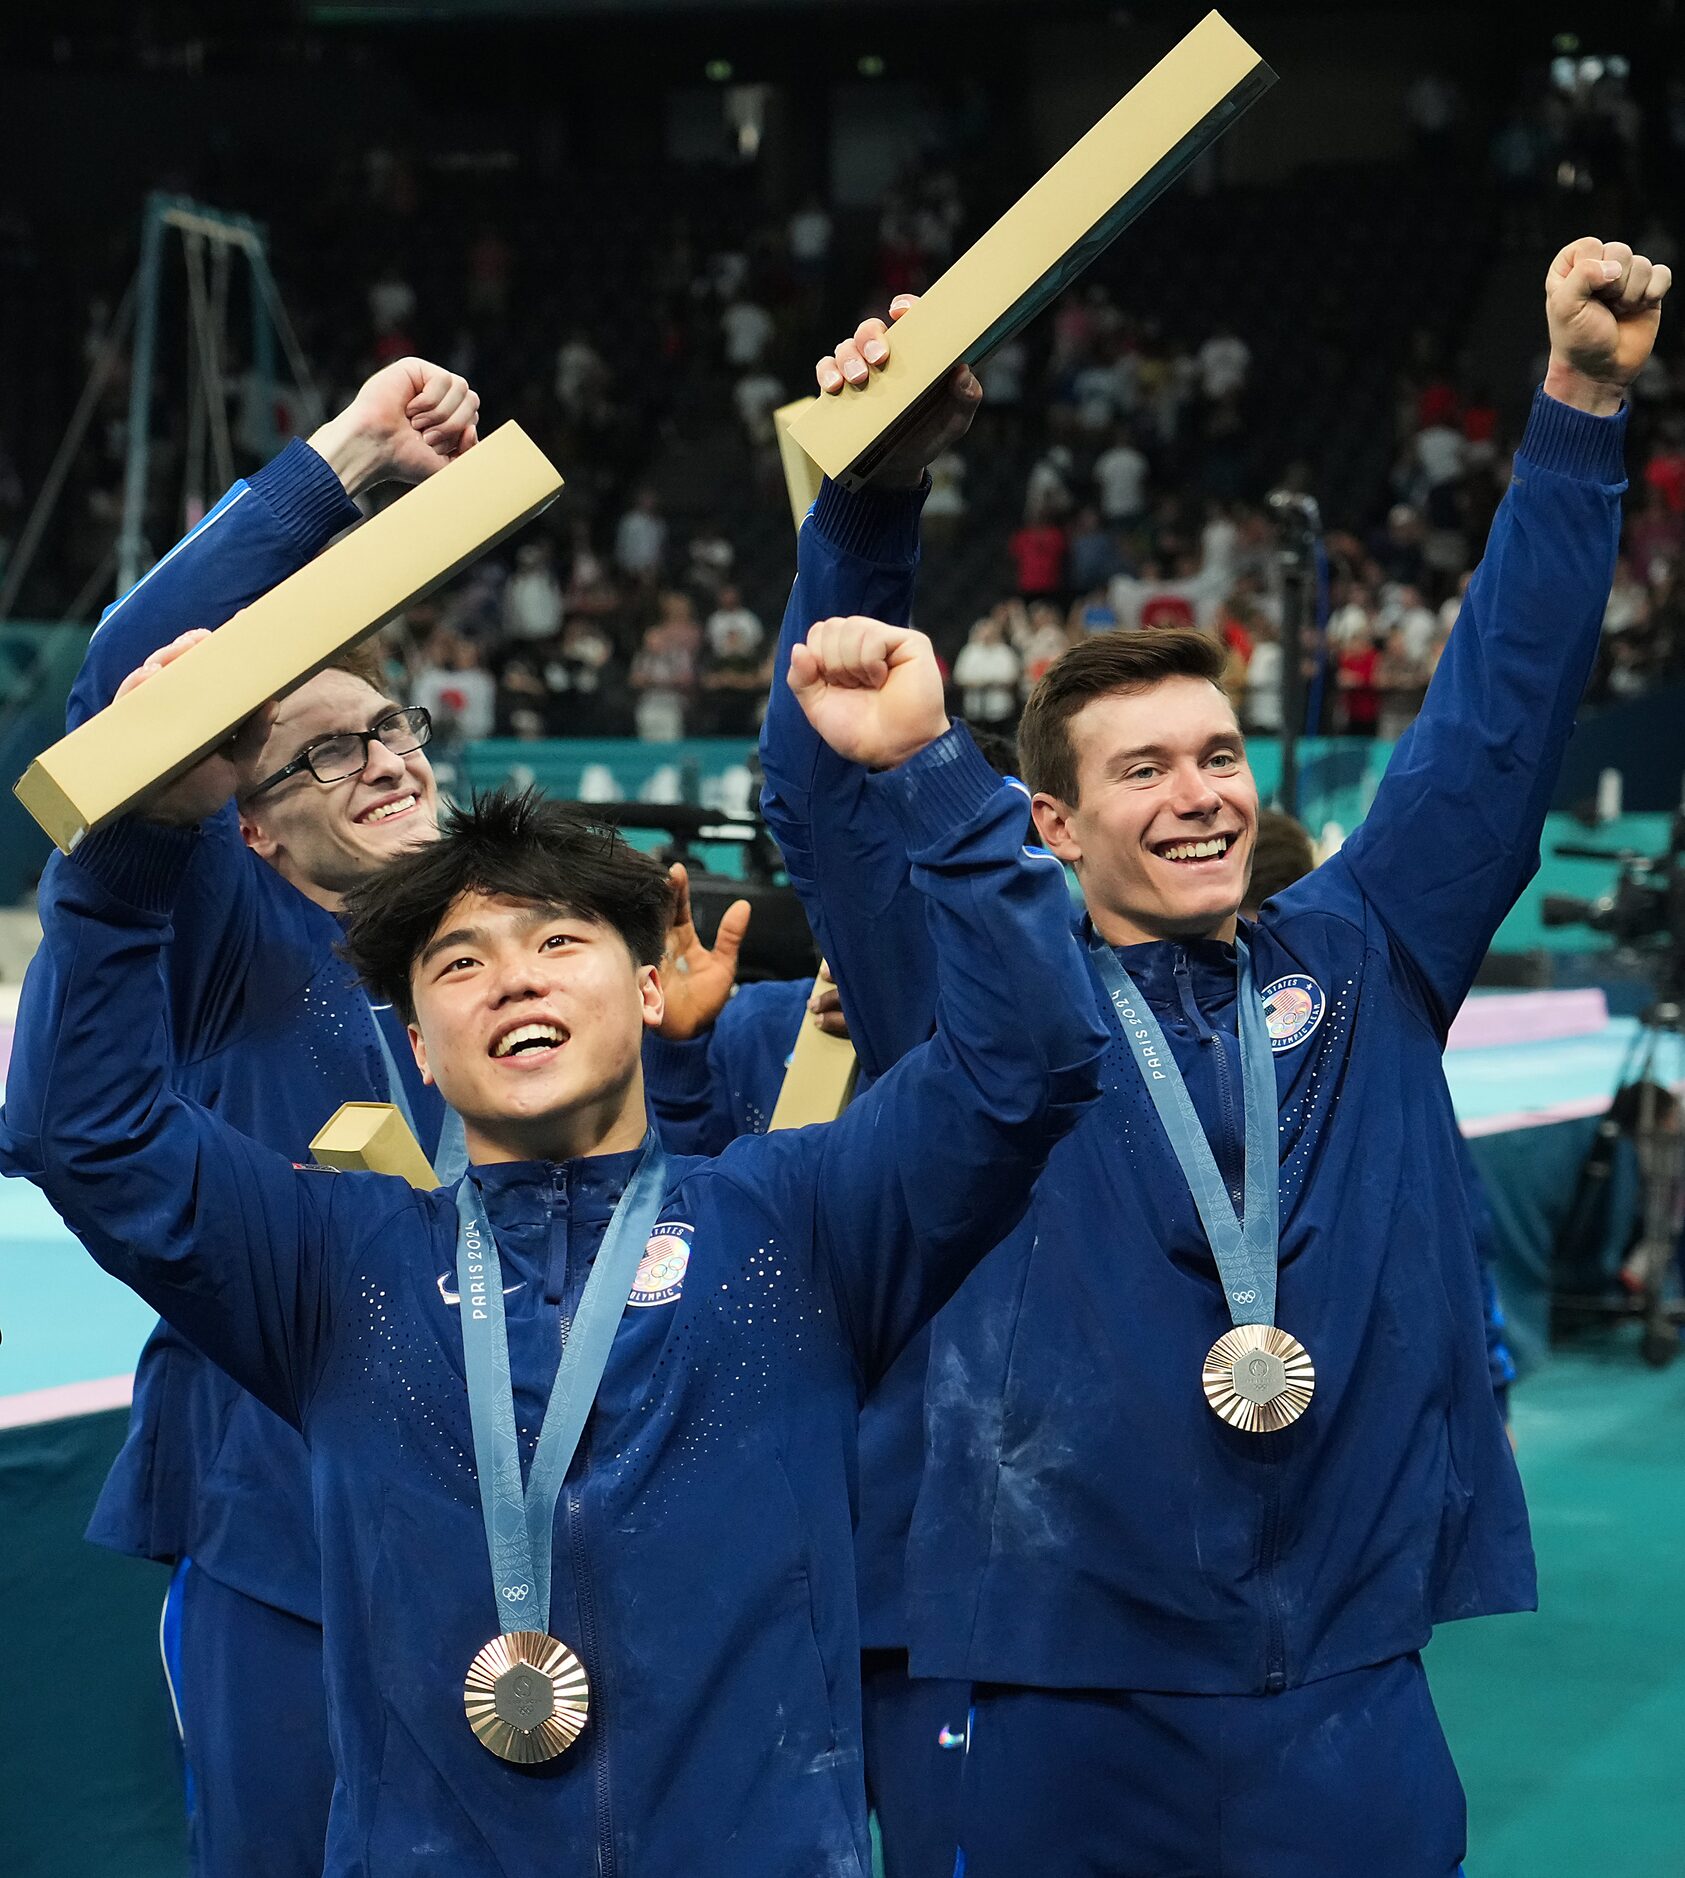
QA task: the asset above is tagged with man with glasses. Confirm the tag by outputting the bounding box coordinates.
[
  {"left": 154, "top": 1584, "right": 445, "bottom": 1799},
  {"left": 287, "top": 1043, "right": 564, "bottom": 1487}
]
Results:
[{"left": 20, "top": 357, "right": 480, "bottom": 1878}]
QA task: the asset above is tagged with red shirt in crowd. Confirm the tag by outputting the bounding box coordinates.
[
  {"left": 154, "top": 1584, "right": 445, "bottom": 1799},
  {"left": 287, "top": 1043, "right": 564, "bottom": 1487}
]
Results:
[
  {"left": 1339, "top": 646, "right": 1381, "bottom": 730},
  {"left": 1010, "top": 523, "right": 1067, "bottom": 598}
]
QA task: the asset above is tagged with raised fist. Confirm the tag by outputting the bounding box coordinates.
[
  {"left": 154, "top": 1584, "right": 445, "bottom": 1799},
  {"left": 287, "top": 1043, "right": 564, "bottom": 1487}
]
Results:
[
  {"left": 787, "top": 615, "right": 949, "bottom": 769},
  {"left": 1544, "top": 238, "right": 1671, "bottom": 415},
  {"left": 309, "top": 358, "right": 481, "bottom": 497}
]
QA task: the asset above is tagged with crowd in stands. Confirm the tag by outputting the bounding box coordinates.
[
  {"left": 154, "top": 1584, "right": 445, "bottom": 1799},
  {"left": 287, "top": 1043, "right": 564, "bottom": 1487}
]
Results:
[{"left": 3, "top": 48, "right": 1684, "bottom": 759}]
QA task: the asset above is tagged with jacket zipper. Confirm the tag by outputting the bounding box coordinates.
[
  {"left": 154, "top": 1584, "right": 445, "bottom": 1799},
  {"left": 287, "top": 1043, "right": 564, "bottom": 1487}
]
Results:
[
  {"left": 1258, "top": 1433, "right": 1289, "bottom": 1691},
  {"left": 568, "top": 1453, "right": 615, "bottom": 1877}
]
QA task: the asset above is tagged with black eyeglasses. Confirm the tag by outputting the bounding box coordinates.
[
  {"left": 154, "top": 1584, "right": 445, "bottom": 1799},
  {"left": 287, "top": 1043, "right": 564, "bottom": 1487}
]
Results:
[{"left": 245, "top": 706, "right": 433, "bottom": 800}]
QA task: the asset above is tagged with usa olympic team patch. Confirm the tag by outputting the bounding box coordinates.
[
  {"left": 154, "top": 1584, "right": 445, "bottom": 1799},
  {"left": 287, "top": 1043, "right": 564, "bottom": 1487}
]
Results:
[
  {"left": 1260, "top": 974, "right": 1327, "bottom": 1054},
  {"left": 628, "top": 1222, "right": 693, "bottom": 1308}
]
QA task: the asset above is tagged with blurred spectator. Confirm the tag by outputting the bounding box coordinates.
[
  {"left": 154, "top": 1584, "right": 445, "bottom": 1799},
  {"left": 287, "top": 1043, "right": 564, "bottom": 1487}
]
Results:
[
  {"left": 1197, "top": 324, "right": 1251, "bottom": 403},
  {"left": 615, "top": 489, "right": 668, "bottom": 584},
  {"left": 1010, "top": 508, "right": 1068, "bottom": 604},
  {"left": 1336, "top": 626, "right": 1382, "bottom": 738},
  {"left": 705, "top": 584, "right": 763, "bottom": 661},
  {"left": 685, "top": 528, "right": 736, "bottom": 603},
  {"left": 734, "top": 366, "right": 783, "bottom": 446},
  {"left": 1018, "top": 603, "right": 1072, "bottom": 696},
  {"left": 630, "top": 592, "right": 702, "bottom": 741},
  {"left": 1093, "top": 427, "right": 1150, "bottom": 527},
  {"left": 1243, "top": 619, "right": 1283, "bottom": 733},
  {"left": 1025, "top": 441, "right": 1077, "bottom": 519},
  {"left": 502, "top": 541, "right": 564, "bottom": 644},
  {"left": 787, "top": 197, "right": 832, "bottom": 281},
  {"left": 1067, "top": 507, "right": 1124, "bottom": 593},
  {"left": 700, "top": 608, "right": 769, "bottom": 737},
  {"left": 923, "top": 448, "right": 968, "bottom": 544},
  {"left": 368, "top": 263, "right": 416, "bottom": 337},
  {"left": 721, "top": 294, "right": 775, "bottom": 369},
  {"left": 952, "top": 615, "right": 1022, "bottom": 734},
  {"left": 414, "top": 632, "right": 496, "bottom": 745}
]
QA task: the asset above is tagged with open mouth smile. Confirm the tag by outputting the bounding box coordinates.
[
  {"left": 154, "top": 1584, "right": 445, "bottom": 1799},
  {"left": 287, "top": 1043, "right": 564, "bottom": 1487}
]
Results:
[
  {"left": 488, "top": 1021, "right": 569, "bottom": 1065},
  {"left": 355, "top": 792, "right": 420, "bottom": 828},
  {"left": 1151, "top": 833, "right": 1240, "bottom": 867}
]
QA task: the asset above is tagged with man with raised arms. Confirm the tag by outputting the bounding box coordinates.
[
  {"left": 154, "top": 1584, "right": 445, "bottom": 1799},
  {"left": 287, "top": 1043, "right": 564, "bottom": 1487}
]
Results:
[
  {"left": 8, "top": 359, "right": 477, "bottom": 1875},
  {"left": 1, "top": 605, "right": 1105, "bottom": 1873},
  {"left": 759, "top": 237, "right": 1668, "bottom": 1873}
]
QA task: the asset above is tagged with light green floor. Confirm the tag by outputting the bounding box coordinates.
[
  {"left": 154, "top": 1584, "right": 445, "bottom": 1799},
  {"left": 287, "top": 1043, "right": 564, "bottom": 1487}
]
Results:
[{"left": 1430, "top": 1332, "right": 1685, "bottom": 1875}]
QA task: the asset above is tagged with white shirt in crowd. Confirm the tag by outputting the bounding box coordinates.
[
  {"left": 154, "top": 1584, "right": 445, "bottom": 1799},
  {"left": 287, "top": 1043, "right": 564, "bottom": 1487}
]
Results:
[
  {"left": 788, "top": 206, "right": 832, "bottom": 263},
  {"left": 615, "top": 507, "right": 667, "bottom": 579},
  {"left": 503, "top": 564, "right": 564, "bottom": 641},
  {"left": 1093, "top": 441, "right": 1149, "bottom": 521},
  {"left": 953, "top": 637, "right": 1021, "bottom": 725},
  {"left": 721, "top": 299, "right": 775, "bottom": 368},
  {"left": 1245, "top": 639, "right": 1283, "bottom": 731},
  {"left": 1413, "top": 423, "right": 1466, "bottom": 489},
  {"left": 1197, "top": 332, "right": 1251, "bottom": 401},
  {"left": 707, "top": 604, "right": 764, "bottom": 658}
]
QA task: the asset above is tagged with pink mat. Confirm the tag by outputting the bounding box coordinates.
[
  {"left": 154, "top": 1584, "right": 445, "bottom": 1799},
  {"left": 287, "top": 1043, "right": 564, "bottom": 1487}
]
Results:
[{"left": 1447, "top": 988, "right": 1609, "bottom": 1052}]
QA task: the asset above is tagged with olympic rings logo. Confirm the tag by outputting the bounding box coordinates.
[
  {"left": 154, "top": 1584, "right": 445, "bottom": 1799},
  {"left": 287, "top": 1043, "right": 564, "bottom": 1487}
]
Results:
[
  {"left": 1230, "top": 1288, "right": 1258, "bottom": 1306},
  {"left": 502, "top": 1583, "right": 532, "bottom": 1603}
]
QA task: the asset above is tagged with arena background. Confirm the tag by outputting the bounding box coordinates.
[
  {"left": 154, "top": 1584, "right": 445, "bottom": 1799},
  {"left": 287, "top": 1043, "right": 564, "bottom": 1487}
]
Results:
[{"left": 1, "top": 1, "right": 1683, "bottom": 1872}]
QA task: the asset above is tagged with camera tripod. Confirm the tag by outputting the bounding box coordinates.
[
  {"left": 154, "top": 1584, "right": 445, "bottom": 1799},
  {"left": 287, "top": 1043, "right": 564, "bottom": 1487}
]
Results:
[{"left": 1552, "top": 997, "right": 1685, "bottom": 1368}]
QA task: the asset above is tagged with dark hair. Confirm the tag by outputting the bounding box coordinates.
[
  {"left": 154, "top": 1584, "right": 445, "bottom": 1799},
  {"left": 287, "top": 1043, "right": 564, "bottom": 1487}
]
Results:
[
  {"left": 340, "top": 786, "right": 672, "bottom": 1022},
  {"left": 1018, "top": 628, "right": 1228, "bottom": 804},
  {"left": 1243, "top": 808, "right": 1316, "bottom": 911}
]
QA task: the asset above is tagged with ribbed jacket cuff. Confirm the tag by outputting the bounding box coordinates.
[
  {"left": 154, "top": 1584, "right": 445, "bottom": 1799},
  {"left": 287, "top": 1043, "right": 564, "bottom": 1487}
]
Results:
[
  {"left": 251, "top": 438, "right": 363, "bottom": 550},
  {"left": 1519, "top": 387, "right": 1629, "bottom": 484},
  {"left": 71, "top": 819, "right": 198, "bottom": 917},
  {"left": 642, "top": 1030, "right": 716, "bottom": 1096},
  {"left": 812, "top": 475, "right": 929, "bottom": 565},
  {"left": 873, "top": 722, "right": 1002, "bottom": 845}
]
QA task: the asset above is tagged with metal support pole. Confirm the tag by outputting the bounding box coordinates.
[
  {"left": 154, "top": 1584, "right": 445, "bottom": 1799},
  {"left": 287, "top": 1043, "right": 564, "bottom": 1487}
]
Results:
[
  {"left": 1267, "top": 491, "right": 1321, "bottom": 820},
  {"left": 116, "top": 195, "right": 168, "bottom": 597},
  {"left": 251, "top": 244, "right": 280, "bottom": 459}
]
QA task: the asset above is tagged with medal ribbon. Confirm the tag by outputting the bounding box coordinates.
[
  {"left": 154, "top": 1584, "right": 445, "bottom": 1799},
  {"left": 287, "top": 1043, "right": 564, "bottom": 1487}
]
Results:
[
  {"left": 1089, "top": 935, "right": 1280, "bottom": 1328},
  {"left": 453, "top": 1135, "right": 667, "bottom": 1636},
  {"left": 369, "top": 1002, "right": 469, "bottom": 1183}
]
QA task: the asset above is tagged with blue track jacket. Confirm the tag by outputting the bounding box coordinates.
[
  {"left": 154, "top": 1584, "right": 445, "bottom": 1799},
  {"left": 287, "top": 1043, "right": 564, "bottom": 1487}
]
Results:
[
  {"left": 1, "top": 728, "right": 1104, "bottom": 1876},
  {"left": 644, "top": 984, "right": 924, "bottom": 1644},
  {"left": 760, "top": 389, "right": 1626, "bottom": 1695},
  {"left": 29, "top": 442, "right": 447, "bottom": 1622}
]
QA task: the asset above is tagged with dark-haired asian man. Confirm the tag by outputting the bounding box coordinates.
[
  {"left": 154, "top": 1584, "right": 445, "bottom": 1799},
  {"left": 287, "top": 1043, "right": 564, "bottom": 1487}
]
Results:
[{"left": 0, "top": 618, "right": 1105, "bottom": 1877}]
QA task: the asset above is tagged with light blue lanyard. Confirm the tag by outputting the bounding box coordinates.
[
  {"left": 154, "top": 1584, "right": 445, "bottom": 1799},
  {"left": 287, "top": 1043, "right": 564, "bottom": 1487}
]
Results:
[
  {"left": 1088, "top": 935, "right": 1280, "bottom": 1328},
  {"left": 368, "top": 1002, "right": 468, "bottom": 1184},
  {"left": 452, "top": 1135, "right": 668, "bottom": 1635}
]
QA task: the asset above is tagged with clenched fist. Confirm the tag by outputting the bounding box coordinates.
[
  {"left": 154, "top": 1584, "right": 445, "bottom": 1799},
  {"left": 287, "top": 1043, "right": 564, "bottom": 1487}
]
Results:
[
  {"left": 1543, "top": 237, "right": 1671, "bottom": 417},
  {"left": 788, "top": 616, "right": 949, "bottom": 769},
  {"left": 309, "top": 358, "right": 481, "bottom": 497}
]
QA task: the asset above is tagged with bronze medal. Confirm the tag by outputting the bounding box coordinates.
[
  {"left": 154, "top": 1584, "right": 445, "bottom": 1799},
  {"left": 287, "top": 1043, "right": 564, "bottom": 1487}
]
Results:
[
  {"left": 464, "top": 1629, "right": 591, "bottom": 1764},
  {"left": 1202, "top": 1323, "right": 1315, "bottom": 1434}
]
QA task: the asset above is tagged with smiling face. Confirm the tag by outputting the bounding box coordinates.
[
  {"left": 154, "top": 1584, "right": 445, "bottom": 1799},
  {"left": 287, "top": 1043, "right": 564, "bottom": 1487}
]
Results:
[
  {"left": 238, "top": 669, "right": 439, "bottom": 909},
  {"left": 1031, "top": 674, "right": 1259, "bottom": 946},
  {"left": 408, "top": 891, "right": 663, "bottom": 1165}
]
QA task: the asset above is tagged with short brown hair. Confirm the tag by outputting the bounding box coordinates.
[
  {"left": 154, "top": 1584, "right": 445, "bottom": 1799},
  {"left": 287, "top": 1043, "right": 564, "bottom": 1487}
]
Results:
[
  {"left": 1018, "top": 629, "right": 1228, "bottom": 804},
  {"left": 326, "top": 639, "right": 388, "bottom": 693},
  {"left": 1244, "top": 808, "right": 1316, "bottom": 911}
]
